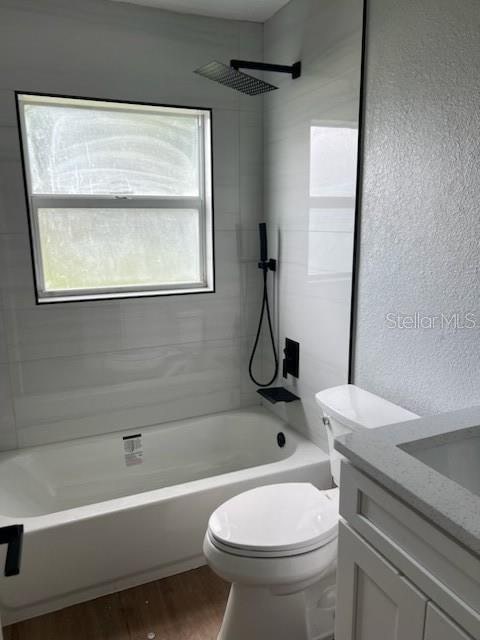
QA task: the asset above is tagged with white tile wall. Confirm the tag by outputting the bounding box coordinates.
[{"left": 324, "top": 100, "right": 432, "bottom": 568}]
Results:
[
  {"left": 262, "top": 0, "right": 363, "bottom": 450},
  {"left": 0, "top": 0, "right": 364, "bottom": 452},
  {"left": 0, "top": 0, "right": 263, "bottom": 449},
  {"left": 13, "top": 338, "right": 250, "bottom": 446},
  {"left": 0, "top": 363, "right": 17, "bottom": 450}
]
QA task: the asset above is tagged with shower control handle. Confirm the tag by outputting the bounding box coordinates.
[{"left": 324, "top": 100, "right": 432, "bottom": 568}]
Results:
[{"left": 0, "top": 524, "right": 23, "bottom": 577}]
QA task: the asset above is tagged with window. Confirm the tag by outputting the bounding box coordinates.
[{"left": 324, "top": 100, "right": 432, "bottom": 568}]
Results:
[{"left": 17, "top": 94, "right": 214, "bottom": 303}]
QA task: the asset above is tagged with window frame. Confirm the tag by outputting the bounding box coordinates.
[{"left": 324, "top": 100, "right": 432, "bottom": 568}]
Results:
[{"left": 16, "top": 92, "right": 215, "bottom": 304}]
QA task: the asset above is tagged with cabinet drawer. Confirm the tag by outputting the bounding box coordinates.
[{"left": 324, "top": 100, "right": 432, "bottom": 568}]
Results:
[
  {"left": 339, "top": 462, "right": 480, "bottom": 639},
  {"left": 424, "top": 603, "right": 474, "bottom": 640}
]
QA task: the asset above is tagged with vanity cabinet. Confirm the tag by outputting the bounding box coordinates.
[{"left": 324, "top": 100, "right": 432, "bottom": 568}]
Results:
[
  {"left": 335, "top": 523, "right": 426, "bottom": 640},
  {"left": 336, "top": 462, "right": 480, "bottom": 640},
  {"left": 424, "top": 604, "right": 474, "bottom": 640}
]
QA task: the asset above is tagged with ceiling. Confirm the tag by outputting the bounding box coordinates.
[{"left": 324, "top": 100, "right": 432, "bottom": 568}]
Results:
[{"left": 110, "top": 0, "right": 290, "bottom": 22}]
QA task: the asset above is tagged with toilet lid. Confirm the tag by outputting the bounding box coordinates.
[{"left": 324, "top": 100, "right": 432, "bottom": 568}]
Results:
[{"left": 208, "top": 483, "right": 339, "bottom": 557}]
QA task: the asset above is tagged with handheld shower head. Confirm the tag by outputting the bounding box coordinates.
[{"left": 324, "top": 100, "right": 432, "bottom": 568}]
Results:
[
  {"left": 194, "top": 59, "right": 301, "bottom": 96},
  {"left": 259, "top": 222, "right": 268, "bottom": 263}
]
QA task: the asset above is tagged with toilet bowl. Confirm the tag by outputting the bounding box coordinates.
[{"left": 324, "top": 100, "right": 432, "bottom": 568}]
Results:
[
  {"left": 204, "top": 483, "right": 339, "bottom": 640},
  {"left": 204, "top": 385, "right": 419, "bottom": 640}
]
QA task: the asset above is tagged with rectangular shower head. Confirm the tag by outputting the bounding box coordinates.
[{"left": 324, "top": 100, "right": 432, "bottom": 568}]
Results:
[{"left": 194, "top": 61, "right": 278, "bottom": 96}]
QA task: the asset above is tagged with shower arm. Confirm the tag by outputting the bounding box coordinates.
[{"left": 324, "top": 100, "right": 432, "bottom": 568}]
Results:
[{"left": 230, "top": 60, "right": 301, "bottom": 79}]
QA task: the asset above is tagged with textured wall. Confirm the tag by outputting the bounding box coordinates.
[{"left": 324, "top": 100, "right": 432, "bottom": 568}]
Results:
[
  {"left": 354, "top": 0, "right": 480, "bottom": 414},
  {"left": 0, "top": 0, "right": 263, "bottom": 449},
  {"left": 262, "top": 0, "right": 363, "bottom": 449}
]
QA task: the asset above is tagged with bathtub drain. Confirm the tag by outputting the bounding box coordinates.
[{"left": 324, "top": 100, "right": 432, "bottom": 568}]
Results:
[{"left": 277, "top": 432, "right": 286, "bottom": 448}]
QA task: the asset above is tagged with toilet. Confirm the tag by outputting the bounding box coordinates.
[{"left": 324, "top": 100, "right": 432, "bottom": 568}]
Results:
[{"left": 203, "top": 385, "right": 418, "bottom": 640}]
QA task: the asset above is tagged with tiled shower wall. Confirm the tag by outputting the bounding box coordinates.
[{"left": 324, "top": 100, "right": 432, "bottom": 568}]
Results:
[
  {"left": 262, "top": 0, "right": 363, "bottom": 449},
  {"left": 0, "top": 0, "right": 263, "bottom": 449}
]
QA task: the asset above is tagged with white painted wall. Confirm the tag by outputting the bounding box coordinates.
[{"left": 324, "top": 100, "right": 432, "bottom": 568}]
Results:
[
  {"left": 0, "top": 0, "right": 263, "bottom": 449},
  {"left": 354, "top": 0, "right": 480, "bottom": 415},
  {"left": 262, "top": 0, "right": 363, "bottom": 449}
]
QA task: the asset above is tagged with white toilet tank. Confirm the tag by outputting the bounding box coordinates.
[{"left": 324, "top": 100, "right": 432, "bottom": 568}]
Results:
[{"left": 315, "top": 384, "right": 418, "bottom": 485}]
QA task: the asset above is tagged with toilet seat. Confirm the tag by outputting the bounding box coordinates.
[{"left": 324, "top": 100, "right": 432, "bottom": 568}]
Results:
[{"left": 207, "top": 483, "right": 339, "bottom": 559}]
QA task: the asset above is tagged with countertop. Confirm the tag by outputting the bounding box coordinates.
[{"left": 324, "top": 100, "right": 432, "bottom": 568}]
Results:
[{"left": 334, "top": 406, "right": 480, "bottom": 557}]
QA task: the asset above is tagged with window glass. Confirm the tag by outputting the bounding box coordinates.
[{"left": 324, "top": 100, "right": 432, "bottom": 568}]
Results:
[
  {"left": 37, "top": 208, "right": 201, "bottom": 291},
  {"left": 24, "top": 104, "right": 200, "bottom": 196}
]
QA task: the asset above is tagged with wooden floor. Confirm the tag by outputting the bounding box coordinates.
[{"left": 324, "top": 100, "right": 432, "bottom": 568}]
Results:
[{"left": 4, "top": 567, "right": 229, "bottom": 640}]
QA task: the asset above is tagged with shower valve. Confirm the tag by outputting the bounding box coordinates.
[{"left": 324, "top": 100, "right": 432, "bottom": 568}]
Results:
[{"left": 283, "top": 338, "right": 300, "bottom": 379}]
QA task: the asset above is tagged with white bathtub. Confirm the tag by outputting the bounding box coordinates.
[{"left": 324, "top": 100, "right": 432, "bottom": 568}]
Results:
[{"left": 0, "top": 407, "right": 330, "bottom": 624}]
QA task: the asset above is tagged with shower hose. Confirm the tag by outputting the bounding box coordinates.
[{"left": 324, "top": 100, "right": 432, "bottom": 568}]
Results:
[{"left": 248, "top": 267, "right": 279, "bottom": 387}]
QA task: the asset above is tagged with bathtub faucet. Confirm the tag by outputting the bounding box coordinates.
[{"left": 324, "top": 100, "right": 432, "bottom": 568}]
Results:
[{"left": 0, "top": 524, "right": 23, "bottom": 576}]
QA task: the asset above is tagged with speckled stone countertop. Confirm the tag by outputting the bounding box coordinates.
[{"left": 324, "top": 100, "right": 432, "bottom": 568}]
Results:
[{"left": 334, "top": 406, "right": 480, "bottom": 557}]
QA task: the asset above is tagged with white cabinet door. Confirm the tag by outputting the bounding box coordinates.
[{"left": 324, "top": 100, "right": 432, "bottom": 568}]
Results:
[
  {"left": 424, "top": 603, "right": 474, "bottom": 640},
  {"left": 335, "top": 522, "right": 427, "bottom": 640}
]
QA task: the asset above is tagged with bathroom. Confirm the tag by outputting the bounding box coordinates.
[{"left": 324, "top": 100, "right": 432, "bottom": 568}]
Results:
[{"left": 0, "top": 0, "right": 479, "bottom": 638}]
